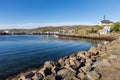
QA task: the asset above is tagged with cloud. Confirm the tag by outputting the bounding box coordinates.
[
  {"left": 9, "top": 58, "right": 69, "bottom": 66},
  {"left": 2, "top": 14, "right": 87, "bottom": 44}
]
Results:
[{"left": 0, "top": 22, "right": 95, "bottom": 29}]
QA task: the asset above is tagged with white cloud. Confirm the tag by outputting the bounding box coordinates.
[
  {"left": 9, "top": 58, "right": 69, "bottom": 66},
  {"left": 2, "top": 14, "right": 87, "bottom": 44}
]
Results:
[{"left": 0, "top": 22, "right": 95, "bottom": 29}]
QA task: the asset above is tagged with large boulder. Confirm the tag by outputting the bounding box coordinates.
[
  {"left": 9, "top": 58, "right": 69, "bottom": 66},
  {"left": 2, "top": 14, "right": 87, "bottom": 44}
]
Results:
[
  {"left": 46, "top": 74, "right": 56, "bottom": 80},
  {"left": 80, "top": 58, "right": 86, "bottom": 67},
  {"left": 72, "top": 77, "right": 80, "bottom": 80},
  {"left": 64, "top": 58, "right": 70, "bottom": 66},
  {"left": 64, "top": 65, "right": 76, "bottom": 73},
  {"left": 32, "top": 73, "right": 43, "bottom": 80},
  {"left": 58, "top": 58, "right": 65, "bottom": 67},
  {"left": 25, "top": 72, "right": 35, "bottom": 79},
  {"left": 69, "top": 59, "right": 76, "bottom": 66},
  {"left": 51, "top": 66, "right": 61, "bottom": 74},
  {"left": 80, "top": 65, "right": 91, "bottom": 72},
  {"left": 39, "top": 61, "right": 55, "bottom": 76},
  {"left": 18, "top": 76, "right": 26, "bottom": 80},
  {"left": 86, "top": 57, "right": 93, "bottom": 63},
  {"left": 84, "top": 51, "right": 91, "bottom": 57},
  {"left": 44, "top": 67, "right": 52, "bottom": 76},
  {"left": 83, "top": 61, "right": 94, "bottom": 72},
  {"left": 38, "top": 67, "right": 52, "bottom": 77},
  {"left": 55, "top": 75, "right": 63, "bottom": 80},
  {"left": 77, "top": 51, "right": 86, "bottom": 59},
  {"left": 38, "top": 67, "right": 45, "bottom": 76},
  {"left": 69, "top": 54, "right": 76, "bottom": 60},
  {"left": 85, "top": 58, "right": 93, "bottom": 66},
  {"left": 74, "top": 59, "right": 81, "bottom": 67},
  {"left": 94, "top": 59, "right": 112, "bottom": 69},
  {"left": 89, "top": 46, "right": 99, "bottom": 55},
  {"left": 77, "top": 72, "right": 86, "bottom": 80},
  {"left": 44, "top": 61, "right": 55, "bottom": 69},
  {"left": 86, "top": 71, "right": 100, "bottom": 80},
  {"left": 57, "top": 69, "right": 76, "bottom": 79},
  {"left": 69, "top": 59, "right": 81, "bottom": 68}
]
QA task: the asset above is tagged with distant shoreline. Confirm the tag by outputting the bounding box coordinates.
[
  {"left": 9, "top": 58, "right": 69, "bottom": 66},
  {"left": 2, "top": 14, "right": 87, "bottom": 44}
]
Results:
[{"left": 0, "top": 33, "right": 117, "bottom": 41}]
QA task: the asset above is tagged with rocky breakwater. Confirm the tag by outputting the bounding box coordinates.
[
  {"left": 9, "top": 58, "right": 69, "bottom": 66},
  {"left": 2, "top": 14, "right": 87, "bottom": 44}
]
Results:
[{"left": 6, "top": 38, "right": 120, "bottom": 80}]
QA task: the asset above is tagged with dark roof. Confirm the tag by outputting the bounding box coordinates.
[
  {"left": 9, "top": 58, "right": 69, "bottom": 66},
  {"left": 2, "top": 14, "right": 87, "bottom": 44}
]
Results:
[{"left": 100, "top": 20, "right": 113, "bottom": 24}]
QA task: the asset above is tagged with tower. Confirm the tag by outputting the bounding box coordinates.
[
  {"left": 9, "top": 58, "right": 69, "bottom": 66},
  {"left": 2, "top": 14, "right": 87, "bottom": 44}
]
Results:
[{"left": 103, "top": 15, "right": 106, "bottom": 20}]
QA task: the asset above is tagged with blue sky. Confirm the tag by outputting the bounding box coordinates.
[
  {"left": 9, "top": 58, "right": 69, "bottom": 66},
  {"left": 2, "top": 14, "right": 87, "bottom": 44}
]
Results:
[{"left": 0, "top": 0, "right": 120, "bottom": 29}]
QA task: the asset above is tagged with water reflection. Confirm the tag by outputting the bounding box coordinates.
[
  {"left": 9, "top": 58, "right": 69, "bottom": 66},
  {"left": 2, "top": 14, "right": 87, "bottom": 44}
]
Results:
[{"left": 0, "top": 35, "right": 96, "bottom": 79}]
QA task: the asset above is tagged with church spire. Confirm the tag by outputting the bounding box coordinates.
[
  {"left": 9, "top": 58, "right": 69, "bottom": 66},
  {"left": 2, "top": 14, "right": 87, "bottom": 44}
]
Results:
[{"left": 103, "top": 15, "right": 106, "bottom": 20}]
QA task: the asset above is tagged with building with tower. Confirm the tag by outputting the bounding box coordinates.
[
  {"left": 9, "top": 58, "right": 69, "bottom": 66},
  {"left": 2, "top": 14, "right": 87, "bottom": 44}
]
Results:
[
  {"left": 98, "top": 16, "right": 113, "bottom": 34},
  {"left": 98, "top": 16, "right": 113, "bottom": 26}
]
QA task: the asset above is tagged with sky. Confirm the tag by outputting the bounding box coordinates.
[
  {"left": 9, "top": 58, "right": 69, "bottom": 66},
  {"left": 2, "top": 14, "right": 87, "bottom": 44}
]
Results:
[{"left": 0, "top": 0, "right": 120, "bottom": 29}]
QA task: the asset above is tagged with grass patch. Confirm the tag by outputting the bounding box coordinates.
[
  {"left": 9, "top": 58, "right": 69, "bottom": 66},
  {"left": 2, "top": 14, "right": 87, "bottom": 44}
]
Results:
[
  {"left": 99, "top": 53, "right": 113, "bottom": 57},
  {"left": 112, "top": 46, "right": 120, "bottom": 50},
  {"left": 112, "top": 67, "right": 120, "bottom": 70}
]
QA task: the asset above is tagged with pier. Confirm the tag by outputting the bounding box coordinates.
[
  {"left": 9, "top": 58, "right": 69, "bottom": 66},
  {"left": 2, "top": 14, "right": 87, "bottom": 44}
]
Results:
[{"left": 56, "top": 34, "right": 117, "bottom": 41}]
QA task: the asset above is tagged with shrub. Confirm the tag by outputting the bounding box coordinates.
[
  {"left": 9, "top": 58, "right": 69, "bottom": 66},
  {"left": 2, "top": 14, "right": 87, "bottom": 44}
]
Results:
[
  {"left": 89, "top": 28, "right": 98, "bottom": 33},
  {"left": 112, "top": 22, "right": 120, "bottom": 32}
]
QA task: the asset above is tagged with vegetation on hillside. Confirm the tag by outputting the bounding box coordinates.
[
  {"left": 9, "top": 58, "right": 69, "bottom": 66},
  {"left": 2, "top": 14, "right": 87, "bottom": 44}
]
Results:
[
  {"left": 112, "top": 22, "right": 120, "bottom": 32},
  {"left": 0, "top": 25, "right": 104, "bottom": 35},
  {"left": 73, "top": 25, "right": 103, "bottom": 35}
]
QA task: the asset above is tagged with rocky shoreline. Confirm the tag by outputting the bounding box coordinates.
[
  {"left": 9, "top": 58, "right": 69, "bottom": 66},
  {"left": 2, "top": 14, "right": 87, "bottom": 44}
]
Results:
[{"left": 6, "top": 38, "right": 120, "bottom": 80}]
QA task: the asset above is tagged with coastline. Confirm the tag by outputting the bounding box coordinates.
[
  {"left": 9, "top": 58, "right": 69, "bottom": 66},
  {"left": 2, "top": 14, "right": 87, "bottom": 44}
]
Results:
[
  {"left": 0, "top": 33, "right": 117, "bottom": 42},
  {"left": 57, "top": 34, "right": 116, "bottom": 41},
  {"left": 6, "top": 37, "right": 120, "bottom": 80}
]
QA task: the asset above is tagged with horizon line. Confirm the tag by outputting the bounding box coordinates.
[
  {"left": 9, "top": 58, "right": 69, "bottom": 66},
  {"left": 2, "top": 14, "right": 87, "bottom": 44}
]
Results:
[{"left": 0, "top": 22, "right": 96, "bottom": 30}]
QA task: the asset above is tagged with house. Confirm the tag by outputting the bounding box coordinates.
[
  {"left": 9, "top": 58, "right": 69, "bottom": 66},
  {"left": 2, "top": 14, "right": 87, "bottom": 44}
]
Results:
[
  {"left": 98, "top": 16, "right": 113, "bottom": 26},
  {"left": 98, "top": 26, "right": 111, "bottom": 34},
  {"left": 4, "top": 30, "right": 9, "bottom": 34},
  {"left": 0, "top": 30, "right": 9, "bottom": 35}
]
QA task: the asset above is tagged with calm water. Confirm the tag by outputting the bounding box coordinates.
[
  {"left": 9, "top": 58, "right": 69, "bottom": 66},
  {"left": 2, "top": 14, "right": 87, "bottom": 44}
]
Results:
[{"left": 0, "top": 35, "right": 96, "bottom": 79}]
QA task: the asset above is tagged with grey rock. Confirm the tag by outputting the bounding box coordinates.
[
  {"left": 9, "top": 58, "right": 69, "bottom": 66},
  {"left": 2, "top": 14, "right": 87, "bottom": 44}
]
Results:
[
  {"left": 57, "top": 69, "right": 76, "bottom": 79},
  {"left": 46, "top": 74, "right": 56, "bottom": 80},
  {"left": 18, "top": 76, "right": 26, "bottom": 80},
  {"left": 44, "top": 67, "right": 52, "bottom": 76},
  {"left": 77, "top": 72, "right": 86, "bottom": 80},
  {"left": 74, "top": 60, "right": 81, "bottom": 67},
  {"left": 81, "top": 65, "right": 91, "bottom": 72},
  {"left": 69, "top": 59, "right": 76, "bottom": 66},
  {"left": 77, "top": 51, "right": 86, "bottom": 59},
  {"left": 25, "top": 72, "right": 35, "bottom": 78},
  {"left": 32, "top": 73, "right": 43, "bottom": 80},
  {"left": 86, "top": 71, "right": 100, "bottom": 80},
  {"left": 69, "top": 54, "right": 76, "bottom": 60},
  {"left": 44, "top": 61, "right": 55, "bottom": 69},
  {"left": 89, "top": 46, "right": 99, "bottom": 55},
  {"left": 64, "top": 58, "right": 70, "bottom": 66},
  {"left": 58, "top": 58, "right": 65, "bottom": 67}
]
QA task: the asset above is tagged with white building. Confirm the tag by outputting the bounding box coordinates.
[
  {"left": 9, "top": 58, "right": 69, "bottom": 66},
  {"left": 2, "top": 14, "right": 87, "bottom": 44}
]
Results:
[
  {"left": 98, "top": 16, "right": 113, "bottom": 26},
  {"left": 4, "top": 30, "right": 9, "bottom": 34},
  {"left": 98, "top": 26, "right": 111, "bottom": 34},
  {"left": 98, "top": 16, "right": 113, "bottom": 35}
]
